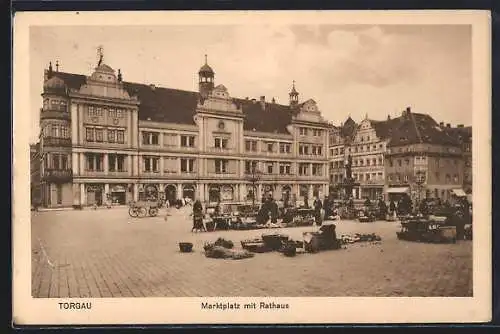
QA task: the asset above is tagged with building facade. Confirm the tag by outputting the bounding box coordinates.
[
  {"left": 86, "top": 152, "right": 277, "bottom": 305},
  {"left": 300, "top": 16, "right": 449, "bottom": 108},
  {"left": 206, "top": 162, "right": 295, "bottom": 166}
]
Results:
[
  {"left": 328, "top": 108, "right": 470, "bottom": 203},
  {"left": 384, "top": 108, "right": 464, "bottom": 203},
  {"left": 35, "top": 55, "right": 330, "bottom": 208}
]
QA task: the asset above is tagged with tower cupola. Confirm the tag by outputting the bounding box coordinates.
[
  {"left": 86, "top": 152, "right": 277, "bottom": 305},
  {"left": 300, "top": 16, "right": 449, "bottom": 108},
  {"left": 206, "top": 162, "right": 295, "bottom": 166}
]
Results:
[
  {"left": 289, "top": 80, "right": 299, "bottom": 107},
  {"left": 198, "top": 54, "right": 215, "bottom": 99}
]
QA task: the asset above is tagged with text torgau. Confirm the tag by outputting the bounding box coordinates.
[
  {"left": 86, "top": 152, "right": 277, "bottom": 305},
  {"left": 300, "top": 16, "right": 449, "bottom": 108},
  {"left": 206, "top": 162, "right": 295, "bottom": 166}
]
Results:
[{"left": 58, "top": 302, "right": 92, "bottom": 310}]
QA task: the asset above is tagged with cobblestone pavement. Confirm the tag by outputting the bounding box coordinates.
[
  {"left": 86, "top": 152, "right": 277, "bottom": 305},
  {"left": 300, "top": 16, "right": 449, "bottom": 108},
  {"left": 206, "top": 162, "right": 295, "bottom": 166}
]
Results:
[{"left": 31, "top": 206, "right": 472, "bottom": 298}]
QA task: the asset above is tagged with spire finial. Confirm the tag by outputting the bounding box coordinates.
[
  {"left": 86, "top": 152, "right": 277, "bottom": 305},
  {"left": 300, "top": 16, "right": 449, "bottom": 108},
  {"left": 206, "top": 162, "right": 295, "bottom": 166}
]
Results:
[
  {"left": 118, "top": 69, "right": 122, "bottom": 82},
  {"left": 55, "top": 60, "right": 59, "bottom": 72},
  {"left": 292, "top": 80, "right": 295, "bottom": 88},
  {"left": 204, "top": 54, "right": 208, "bottom": 64},
  {"left": 48, "top": 61, "right": 53, "bottom": 71}
]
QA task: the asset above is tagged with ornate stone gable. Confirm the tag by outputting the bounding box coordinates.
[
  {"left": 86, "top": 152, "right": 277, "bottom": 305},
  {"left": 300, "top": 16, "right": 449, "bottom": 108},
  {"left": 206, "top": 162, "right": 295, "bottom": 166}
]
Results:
[
  {"left": 292, "top": 99, "right": 327, "bottom": 124},
  {"left": 196, "top": 84, "right": 242, "bottom": 115},
  {"left": 71, "top": 64, "right": 136, "bottom": 102}
]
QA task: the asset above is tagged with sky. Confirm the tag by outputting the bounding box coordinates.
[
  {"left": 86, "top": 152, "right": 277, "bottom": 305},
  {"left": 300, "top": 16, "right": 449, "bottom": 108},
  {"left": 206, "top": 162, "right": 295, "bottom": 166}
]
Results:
[{"left": 29, "top": 24, "right": 472, "bottom": 143}]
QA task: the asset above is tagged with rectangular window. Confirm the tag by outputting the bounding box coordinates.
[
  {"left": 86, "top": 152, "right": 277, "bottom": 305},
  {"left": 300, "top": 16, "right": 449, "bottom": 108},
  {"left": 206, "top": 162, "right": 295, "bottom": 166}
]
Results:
[
  {"left": 404, "top": 175, "right": 409, "bottom": 183},
  {"left": 267, "top": 162, "right": 274, "bottom": 174},
  {"left": 181, "top": 159, "right": 195, "bottom": 173},
  {"left": 181, "top": 135, "right": 195, "bottom": 147},
  {"left": 299, "top": 163, "right": 309, "bottom": 176},
  {"left": 117, "top": 155, "right": 125, "bottom": 172},
  {"left": 267, "top": 142, "right": 274, "bottom": 153},
  {"left": 279, "top": 164, "right": 291, "bottom": 175},
  {"left": 61, "top": 155, "right": 68, "bottom": 169},
  {"left": 397, "top": 159, "right": 402, "bottom": 167},
  {"left": 312, "top": 164, "right": 322, "bottom": 176},
  {"left": 245, "top": 140, "right": 257, "bottom": 152},
  {"left": 95, "top": 129, "right": 104, "bottom": 142},
  {"left": 86, "top": 128, "right": 94, "bottom": 142},
  {"left": 142, "top": 132, "right": 159, "bottom": 145},
  {"left": 96, "top": 154, "right": 103, "bottom": 171},
  {"left": 215, "top": 159, "right": 228, "bottom": 173},
  {"left": 117, "top": 130, "right": 125, "bottom": 144},
  {"left": 279, "top": 143, "right": 291, "bottom": 154},
  {"left": 245, "top": 161, "right": 258, "bottom": 174},
  {"left": 108, "top": 154, "right": 116, "bottom": 172},
  {"left": 108, "top": 129, "right": 116, "bottom": 143},
  {"left": 86, "top": 154, "right": 94, "bottom": 171}
]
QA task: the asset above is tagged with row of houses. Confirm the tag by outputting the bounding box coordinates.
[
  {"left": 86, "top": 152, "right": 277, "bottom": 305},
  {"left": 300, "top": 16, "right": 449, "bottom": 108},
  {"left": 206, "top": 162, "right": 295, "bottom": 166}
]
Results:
[
  {"left": 29, "top": 52, "right": 472, "bottom": 208},
  {"left": 329, "top": 109, "right": 472, "bottom": 203}
]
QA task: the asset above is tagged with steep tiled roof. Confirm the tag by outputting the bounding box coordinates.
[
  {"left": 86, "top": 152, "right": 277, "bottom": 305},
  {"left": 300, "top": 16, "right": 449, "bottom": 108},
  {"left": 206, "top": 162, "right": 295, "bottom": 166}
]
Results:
[
  {"left": 443, "top": 126, "right": 472, "bottom": 143},
  {"left": 47, "top": 72, "right": 297, "bottom": 134},
  {"left": 386, "top": 112, "right": 459, "bottom": 147},
  {"left": 123, "top": 82, "right": 199, "bottom": 125},
  {"left": 234, "top": 98, "right": 293, "bottom": 134}
]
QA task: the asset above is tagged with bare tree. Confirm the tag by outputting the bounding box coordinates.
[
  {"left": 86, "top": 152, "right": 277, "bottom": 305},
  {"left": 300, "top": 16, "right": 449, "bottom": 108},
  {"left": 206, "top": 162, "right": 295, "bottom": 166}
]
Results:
[{"left": 244, "top": 167, "right": 262, "bottom": 208}]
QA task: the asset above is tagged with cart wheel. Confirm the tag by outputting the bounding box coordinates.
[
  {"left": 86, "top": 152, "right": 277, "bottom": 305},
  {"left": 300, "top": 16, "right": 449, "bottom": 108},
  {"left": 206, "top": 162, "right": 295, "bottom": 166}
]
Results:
[
  {"left": 128, "top": 207, "right": 138, "bottom": 218},
  {"left": 137, "top": 207, "right": 147, "bottom": 218},
  {"left": 149, "top": 208, "right": 159, "bottom": 217}
]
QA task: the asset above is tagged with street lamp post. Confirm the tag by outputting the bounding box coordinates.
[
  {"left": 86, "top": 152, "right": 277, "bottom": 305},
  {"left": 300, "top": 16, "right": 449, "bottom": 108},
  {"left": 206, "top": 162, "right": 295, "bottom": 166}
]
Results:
[{"left": 414, "top": 170, "right": 426, "bottom": 212}]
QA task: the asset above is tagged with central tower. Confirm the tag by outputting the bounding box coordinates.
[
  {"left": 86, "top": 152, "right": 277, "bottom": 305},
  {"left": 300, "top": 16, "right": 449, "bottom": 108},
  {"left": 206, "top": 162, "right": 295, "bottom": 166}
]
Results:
[{"left": 198, "top": 54, "right": 215, "bottom": 99}]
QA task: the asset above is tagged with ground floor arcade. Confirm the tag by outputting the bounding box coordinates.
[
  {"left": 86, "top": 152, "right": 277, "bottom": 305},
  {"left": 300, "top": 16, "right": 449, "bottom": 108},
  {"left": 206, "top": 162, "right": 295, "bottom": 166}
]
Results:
[{"left": 47, "top": 180, "right": 330, "bottom": 208}]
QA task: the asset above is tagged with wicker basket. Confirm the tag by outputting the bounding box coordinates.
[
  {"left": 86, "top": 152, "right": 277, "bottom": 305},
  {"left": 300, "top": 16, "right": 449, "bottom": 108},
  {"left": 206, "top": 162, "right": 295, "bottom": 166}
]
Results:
[{"left": 179, "top": 242, "right": 193, "bottom": 253}]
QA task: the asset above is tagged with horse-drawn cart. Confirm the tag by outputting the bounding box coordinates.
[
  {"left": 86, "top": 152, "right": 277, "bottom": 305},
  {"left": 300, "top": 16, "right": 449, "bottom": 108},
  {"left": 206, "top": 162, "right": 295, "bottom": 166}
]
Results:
[{"left": 128, "top": 200, "right": 160, "bottom": 218}]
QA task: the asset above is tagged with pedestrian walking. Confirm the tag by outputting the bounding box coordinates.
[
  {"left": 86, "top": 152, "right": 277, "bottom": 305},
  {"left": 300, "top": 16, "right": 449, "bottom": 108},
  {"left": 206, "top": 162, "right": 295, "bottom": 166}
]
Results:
[{"left": 314, "top": 197, "right": 323, "bottom": 226}]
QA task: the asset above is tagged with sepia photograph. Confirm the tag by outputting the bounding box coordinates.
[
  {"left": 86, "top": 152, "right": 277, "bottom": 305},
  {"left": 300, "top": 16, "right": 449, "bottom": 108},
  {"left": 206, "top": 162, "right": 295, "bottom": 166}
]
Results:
[{"left": 13, "top": 11, "right": 491, "bottom": 325}]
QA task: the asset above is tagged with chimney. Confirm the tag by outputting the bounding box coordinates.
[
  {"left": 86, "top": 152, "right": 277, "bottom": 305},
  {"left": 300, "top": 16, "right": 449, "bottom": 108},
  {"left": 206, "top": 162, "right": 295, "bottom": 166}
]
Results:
[
  {"left": 458, "top": 124, "right": 464, "bottom": 128},
  {"left": 439, "top": 122, "right": 444, "bottom": 127},
  {"left": 150, "top": 84, "right": 156, "bottom": 90},
  {"left": 446, "top": 123, "right": 451, "bottom": 128},
  {"left": 260, "top": 96, "right": 266, "bottom": 110},
  {"left": 245, "top": 97, "right": 249, "bottom": 100},
  {"left": 251, "top": 98, "right": 257, "bottom": 104},
  {"left": 272, "top": 97, "right": 276, "bottom": 104},
  {"left": 387, "top": 115, "right": 391, "bottom": 120},
  {"left": 406, "top": 106, "right": 411, "bottom": 113}
]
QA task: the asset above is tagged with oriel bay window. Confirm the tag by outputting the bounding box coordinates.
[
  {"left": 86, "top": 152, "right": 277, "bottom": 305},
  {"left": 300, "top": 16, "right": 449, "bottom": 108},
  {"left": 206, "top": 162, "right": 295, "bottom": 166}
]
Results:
[
  {"left": 85, "top": 153, "right": 104, "bottom": 171},
  {"left": 47, "top": 153, "right": 69, "bottom": 170},
  {"left": 143, "top": 156, "right": 160, "bottom": 173},
  {"left": 142, "top": 131, "right": 159, "bottom": 145},
  {"left": 108, "top": 154, "right": 126, "bottom": 172},
  {"left": 180, "top": 158, "right": 195, "bottom": 173}
]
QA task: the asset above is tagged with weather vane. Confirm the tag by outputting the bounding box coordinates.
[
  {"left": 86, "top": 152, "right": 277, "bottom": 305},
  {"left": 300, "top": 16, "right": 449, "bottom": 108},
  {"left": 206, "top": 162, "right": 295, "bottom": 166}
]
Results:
[{"left": 97, "top": 45, "right": 104, "bottom": 66}]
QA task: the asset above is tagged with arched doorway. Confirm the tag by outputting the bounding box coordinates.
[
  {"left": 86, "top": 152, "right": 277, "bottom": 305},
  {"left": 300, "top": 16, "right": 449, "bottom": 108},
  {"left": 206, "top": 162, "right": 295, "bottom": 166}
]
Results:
[
  {"left": 164, "top": 184, "right": 177, "bottom": 204},
  {"left": 221, "top": 185, "right": 234, "bottom": 202},
  {"left": 182, "top": 184, "right": 196, "bottom": 200},
  {"left": 208, "top": 185, "right": 221, "bottom": 203},
  {"left": 142, "top": 184, "right": 158, "bottom": 201}
]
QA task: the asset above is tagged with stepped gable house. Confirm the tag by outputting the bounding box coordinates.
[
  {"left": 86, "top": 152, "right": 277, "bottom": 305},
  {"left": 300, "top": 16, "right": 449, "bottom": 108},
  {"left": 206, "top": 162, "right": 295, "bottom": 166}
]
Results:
[{"left": 36, "top": 54, "right": 330, "bottom": 208}]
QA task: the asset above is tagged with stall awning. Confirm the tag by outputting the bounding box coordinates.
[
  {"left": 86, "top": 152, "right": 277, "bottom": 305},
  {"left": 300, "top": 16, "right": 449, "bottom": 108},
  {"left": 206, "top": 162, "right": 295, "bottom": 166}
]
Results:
[
  {"left": 451, "top": 189, "right": 467, "bottom": 197},
  {"left": 386, "top": 187, "right": 409, "bottom": 194}
]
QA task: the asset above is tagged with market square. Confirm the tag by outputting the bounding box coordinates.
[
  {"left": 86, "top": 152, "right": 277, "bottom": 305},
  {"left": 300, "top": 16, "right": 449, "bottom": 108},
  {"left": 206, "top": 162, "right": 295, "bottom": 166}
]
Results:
[{"left": 31, "top": 206, "right": 472, "bottom": 298}]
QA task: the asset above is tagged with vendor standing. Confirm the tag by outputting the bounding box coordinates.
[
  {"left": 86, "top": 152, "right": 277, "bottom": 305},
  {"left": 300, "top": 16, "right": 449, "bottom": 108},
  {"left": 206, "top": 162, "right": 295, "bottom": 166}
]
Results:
[
  {"left": 270, "top": 198, "right": 279, "bottom": 224},
  {"left": 314, "top": 197, "right": 323, "bottom": 226}
]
